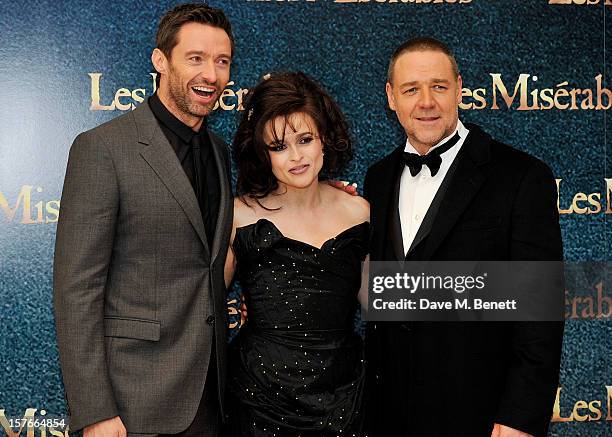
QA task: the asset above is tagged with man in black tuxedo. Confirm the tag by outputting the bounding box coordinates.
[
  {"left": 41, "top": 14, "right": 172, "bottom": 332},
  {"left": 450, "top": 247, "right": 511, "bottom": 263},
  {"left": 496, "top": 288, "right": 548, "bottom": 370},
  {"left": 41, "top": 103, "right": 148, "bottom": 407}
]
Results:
[{"left": 363, "top": 38, "right": 564, "bottom": 437}]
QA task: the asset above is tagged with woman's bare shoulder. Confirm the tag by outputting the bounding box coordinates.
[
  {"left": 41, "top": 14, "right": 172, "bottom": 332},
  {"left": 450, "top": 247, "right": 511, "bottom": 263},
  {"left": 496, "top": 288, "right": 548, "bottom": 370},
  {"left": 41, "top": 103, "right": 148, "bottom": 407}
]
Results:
[
  {"left": 322, "top": 183, "right": 370, "bottom": 223},
  {"left": 233, "top": 196, "right": 260, "bottom": 228}
]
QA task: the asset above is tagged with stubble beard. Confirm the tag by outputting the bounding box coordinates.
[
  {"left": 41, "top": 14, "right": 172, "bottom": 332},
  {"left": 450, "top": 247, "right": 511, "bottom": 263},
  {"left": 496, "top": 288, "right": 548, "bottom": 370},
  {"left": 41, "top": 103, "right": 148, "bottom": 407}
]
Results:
[
  {"left": 407, "top": 127, "right": 443, "bottom": 153},
  {"left": 167, "top": 71, "right": 216, "bottom": 120},
  {"left": 409, "top": 117, "right": 457, "bottom": 152}
]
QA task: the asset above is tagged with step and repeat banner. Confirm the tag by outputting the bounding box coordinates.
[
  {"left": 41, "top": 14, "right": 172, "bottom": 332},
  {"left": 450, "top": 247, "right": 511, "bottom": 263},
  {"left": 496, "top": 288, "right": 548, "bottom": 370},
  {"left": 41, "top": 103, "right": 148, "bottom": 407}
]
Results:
[{"left": 0, "top": 0, "right": 610, "bottom": 436}]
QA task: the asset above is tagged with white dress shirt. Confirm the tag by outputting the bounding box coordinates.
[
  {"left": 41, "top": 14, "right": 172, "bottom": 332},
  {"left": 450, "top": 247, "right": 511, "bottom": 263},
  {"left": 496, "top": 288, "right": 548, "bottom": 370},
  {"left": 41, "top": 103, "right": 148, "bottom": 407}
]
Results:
[{"left": 398, "top": 120, "right": 470, "bottom": 254}]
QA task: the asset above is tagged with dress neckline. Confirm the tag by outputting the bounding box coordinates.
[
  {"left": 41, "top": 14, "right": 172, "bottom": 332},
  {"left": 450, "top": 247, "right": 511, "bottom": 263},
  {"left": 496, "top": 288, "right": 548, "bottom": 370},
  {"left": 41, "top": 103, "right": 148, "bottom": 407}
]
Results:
[{"left": 235, "top": 218, "right": 369, "bottom": 251}]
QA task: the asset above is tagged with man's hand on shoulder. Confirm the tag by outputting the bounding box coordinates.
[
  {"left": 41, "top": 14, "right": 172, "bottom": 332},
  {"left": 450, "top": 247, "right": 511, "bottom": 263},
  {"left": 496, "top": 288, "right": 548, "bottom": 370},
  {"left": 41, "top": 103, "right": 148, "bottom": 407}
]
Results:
[
  {"left": 84, "top": 416, "right": 126, "bottom": 437},
  {"left": 491, "top": 423, "right": 535, "bottom": 437},
  {"left": 326, "top": 180, "right": 358, "bottom": 196}
]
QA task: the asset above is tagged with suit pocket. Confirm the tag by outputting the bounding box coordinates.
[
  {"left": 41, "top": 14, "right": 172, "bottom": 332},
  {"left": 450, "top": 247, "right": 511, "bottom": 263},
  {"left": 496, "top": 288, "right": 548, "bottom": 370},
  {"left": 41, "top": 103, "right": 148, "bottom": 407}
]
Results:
[
  {"left": 104, "top": 316, "right": 161, "bottom": 341},
  {"left": 454, "top": 216, "right": 502, "bottom": 231}
]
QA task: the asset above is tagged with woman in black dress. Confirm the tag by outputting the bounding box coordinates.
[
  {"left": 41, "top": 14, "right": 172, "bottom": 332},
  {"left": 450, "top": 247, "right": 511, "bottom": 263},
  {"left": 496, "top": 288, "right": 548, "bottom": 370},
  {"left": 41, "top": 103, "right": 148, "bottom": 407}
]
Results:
[{"left": 223, "top": 72, "right": 369, "bottom": 436}]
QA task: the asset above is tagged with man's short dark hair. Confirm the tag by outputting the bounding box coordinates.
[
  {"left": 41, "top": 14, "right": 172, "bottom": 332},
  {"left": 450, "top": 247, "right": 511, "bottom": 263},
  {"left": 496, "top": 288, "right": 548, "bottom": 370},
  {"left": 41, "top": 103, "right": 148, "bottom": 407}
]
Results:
[
  {"left": 387, "top": 37, "right": 459, "bottom": 84},
  {"left": 156, "top": 3, "right": 234, "bottom": 57}
]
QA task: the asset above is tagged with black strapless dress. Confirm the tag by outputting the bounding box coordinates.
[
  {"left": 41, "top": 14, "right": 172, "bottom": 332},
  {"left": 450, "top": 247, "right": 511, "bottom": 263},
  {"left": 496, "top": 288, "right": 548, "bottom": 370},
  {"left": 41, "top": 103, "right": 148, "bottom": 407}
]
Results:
[{"left": 225, "top": 219, "right": 369, "bottom": 437}]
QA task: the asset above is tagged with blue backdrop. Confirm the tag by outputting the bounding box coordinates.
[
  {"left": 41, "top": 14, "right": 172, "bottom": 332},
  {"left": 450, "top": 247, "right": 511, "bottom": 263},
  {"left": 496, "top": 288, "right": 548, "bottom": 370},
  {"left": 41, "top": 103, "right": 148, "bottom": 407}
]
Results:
[{"left": 0, "top": 1, "right": 610, "bottom": 436}]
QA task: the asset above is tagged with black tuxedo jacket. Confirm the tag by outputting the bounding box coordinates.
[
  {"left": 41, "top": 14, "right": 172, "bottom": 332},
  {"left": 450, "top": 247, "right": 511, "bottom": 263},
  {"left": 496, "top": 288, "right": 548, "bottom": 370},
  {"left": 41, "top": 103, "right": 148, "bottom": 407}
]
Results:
[{"left": 363, "top": 123, "right": 564, "bottom": 437}]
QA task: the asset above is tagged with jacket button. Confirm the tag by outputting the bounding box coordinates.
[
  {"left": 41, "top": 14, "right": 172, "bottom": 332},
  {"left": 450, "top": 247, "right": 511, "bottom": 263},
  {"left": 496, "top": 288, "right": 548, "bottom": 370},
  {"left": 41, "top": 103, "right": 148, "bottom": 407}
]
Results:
[{"left": 206, "top": 315, "right": 215, "bottom": 325}]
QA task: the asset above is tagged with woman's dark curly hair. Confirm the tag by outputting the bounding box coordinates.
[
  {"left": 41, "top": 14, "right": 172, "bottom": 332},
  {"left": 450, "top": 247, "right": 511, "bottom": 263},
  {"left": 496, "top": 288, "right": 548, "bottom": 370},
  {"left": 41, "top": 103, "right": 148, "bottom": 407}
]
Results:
[{"left": 233, "top": 72, "right": 353, "bottom": 202}]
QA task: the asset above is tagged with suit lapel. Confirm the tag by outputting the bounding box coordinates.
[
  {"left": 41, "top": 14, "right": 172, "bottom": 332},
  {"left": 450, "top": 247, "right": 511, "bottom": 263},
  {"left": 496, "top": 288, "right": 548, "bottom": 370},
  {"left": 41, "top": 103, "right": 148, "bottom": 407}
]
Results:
[
  {"left": 420, "top": 125, "right": 490, "bottom": 260},
  {"left": 207, "top": 132, "right": 231, "bottom": 266},
  {"left": 133, "top": 103, "right": 210, "bottom": 255}
]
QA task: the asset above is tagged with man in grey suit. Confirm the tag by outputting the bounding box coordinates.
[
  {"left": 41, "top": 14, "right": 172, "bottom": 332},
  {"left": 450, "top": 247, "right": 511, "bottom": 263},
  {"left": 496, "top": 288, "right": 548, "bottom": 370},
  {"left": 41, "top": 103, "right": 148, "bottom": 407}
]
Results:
[{"left": 53, "top": 4, "right": 233, "bottom": 437}]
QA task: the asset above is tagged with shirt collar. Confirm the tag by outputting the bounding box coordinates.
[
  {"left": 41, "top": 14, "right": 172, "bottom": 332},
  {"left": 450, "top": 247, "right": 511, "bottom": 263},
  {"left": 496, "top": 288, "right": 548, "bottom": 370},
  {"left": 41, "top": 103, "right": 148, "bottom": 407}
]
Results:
[
  {"left": 404, "top": 119, "right": 468, "bottom": 155},
  {"left": 148, "top": 93, "right": 207, "bottom": 143}
]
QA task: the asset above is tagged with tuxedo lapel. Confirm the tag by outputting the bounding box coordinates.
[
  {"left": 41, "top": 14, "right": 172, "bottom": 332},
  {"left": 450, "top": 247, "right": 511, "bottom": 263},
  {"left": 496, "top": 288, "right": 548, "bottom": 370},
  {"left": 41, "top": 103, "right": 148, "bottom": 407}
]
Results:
[
  {"left": 383, "top": 147, "right": 406, "bottom": 261},
  {"left": 134, "top": 104, "right": 210, "bottom": 255},
  {"left": 369, "top": 146, "right": 405, "bottom": 261},
  {"left": 420, "top": 125, "right": 491, "bottom": 260},
  {"left": 389, "top": 155, "right": 406, "bottom": 261}
]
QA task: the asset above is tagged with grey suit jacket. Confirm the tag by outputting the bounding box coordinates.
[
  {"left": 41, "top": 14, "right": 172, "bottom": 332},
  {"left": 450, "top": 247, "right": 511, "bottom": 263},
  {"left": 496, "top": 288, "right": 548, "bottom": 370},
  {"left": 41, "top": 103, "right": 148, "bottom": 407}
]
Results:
[{"left": 53, "top": 101, "right": 233, "bottom": 433}]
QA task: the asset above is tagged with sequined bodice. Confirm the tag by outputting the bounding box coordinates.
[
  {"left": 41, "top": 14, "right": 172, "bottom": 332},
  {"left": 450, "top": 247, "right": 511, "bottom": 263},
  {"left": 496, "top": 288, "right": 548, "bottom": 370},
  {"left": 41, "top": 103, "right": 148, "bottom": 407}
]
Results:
[{"left": 233, "top": 219, "right": 368, "bottom": 333}]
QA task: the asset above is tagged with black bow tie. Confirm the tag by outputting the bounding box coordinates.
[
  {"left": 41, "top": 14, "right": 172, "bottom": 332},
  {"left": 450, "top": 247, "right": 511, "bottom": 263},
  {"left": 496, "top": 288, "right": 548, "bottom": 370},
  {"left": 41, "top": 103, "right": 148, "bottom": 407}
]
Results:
[{"left": 402, "top": 132, "right": 461, "bottom": 177}]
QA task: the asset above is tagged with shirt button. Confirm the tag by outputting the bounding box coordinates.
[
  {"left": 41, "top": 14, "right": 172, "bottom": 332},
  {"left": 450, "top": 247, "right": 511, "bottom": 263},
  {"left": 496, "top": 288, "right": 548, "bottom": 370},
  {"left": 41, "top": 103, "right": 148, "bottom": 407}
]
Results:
[
  {"left": 206, "top": 315, "right": 215, "bottom": 325},
  {"left": 414, "top": 214, "right": 420, "bottom": 221}
]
